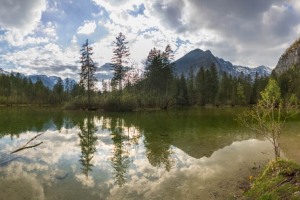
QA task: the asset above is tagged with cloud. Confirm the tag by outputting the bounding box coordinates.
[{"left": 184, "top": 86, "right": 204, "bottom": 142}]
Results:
[
  {"left": 77, "top": 21, "right": 97, "bottom": 35},
  {"left": 143, "top": 0, "right": 300, "bottom": 67},
  {"left": 1, "top": 42, "right": 80, "bottom": 78},
  {"left": 0, "top": 31, "right": 49, "bottom": 47},
  {"left": 108, "top": 139, "right": 273, "bottom": 199},
  {"left": 0, "top": 0, "right": 46, "bottom": 34},
  {"left": 1, "top": 0, "right": 300, "bottom": 79}
]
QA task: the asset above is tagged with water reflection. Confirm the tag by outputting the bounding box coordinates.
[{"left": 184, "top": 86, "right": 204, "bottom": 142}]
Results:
[
  {"left": 78, "top": 115, "right": 97, "bottom": 177},
  {"left": 144, "top": 132, "right": 174, "bottom": 171},
  {"left": 0, "top": 108, "right": 299, "bottom": 199},
  {"left": 103, "top": 117, "right": 141, "bottom": 186}
]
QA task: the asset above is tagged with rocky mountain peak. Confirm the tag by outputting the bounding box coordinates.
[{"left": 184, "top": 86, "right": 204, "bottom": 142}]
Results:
[
  {"left": 274, "top": 38, "right": 300, "bottom": 74},
  {"left": 173, "top": 48, "right": 271, "bottom": 78}
]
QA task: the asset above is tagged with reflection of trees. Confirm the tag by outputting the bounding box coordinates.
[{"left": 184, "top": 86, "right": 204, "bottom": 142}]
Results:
[
  {"left": 128, "top": 113, "right": 175, "bottom": 171},
  {"left": 110, "top": 118, "right": 129, "bottom": 186},
  {"left": 144, "top": 134, "right": 173, "bottom": 171},
  {"left": 78, "top": 116, "right": 97, "bottom": 177},
  {"left": 0, "top": 109, "right": 80, "bottom": 137},
  {"left": 103, "top": 116, "right": 141, "bottom": 187}
]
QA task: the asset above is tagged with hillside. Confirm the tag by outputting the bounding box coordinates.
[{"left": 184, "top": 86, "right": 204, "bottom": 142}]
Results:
[{"left": 274, "top": 37, "right": 300, "bottom": 74}]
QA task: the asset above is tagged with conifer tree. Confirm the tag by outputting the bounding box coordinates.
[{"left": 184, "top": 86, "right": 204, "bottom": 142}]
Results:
[
  {"left": 111, "top": 32, "right": 130, "bottom": 90},
  {"left": 79, "top": 39, "right": 97, "bottom": 108}
]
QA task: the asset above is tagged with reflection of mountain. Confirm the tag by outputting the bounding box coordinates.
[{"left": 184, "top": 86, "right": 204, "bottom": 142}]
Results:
[
  {"left": 78, "top": 116, "right": 97, "bottom": 177},
  {"left": 103, "top": 109, "right": 252, "bottom": 161},
  {"left": 1, "top": 108, "right": 253, "bottom": 173}
]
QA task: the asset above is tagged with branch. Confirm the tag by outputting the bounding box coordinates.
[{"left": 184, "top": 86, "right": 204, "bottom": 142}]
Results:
[
  {"left": 10, "top": 142, "right": 43, "bottom": 154},
  {"left": 10, "top": 133, "right": 44, "bottom": 154}
]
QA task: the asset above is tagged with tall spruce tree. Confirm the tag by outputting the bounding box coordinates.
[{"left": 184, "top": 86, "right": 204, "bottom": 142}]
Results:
[
  {"left": 111, "top": 32, "right": 130, "bottom": 90},
  {"left": 79, "top": 39, "right": 97, "bottom": 108}
]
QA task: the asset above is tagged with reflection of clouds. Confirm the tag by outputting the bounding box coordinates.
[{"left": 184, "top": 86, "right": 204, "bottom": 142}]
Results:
[
  {"left": 108, "top": 139, "right": 273, "bottom": 200},
  {"left": 75, "top": 173, "right": 95, "bottom": 188},
  {"left": 0, "top": 162, "right": 46, "bottom": 200},
  {"left": 0, "top": 116, "right": 275, "bottom": 200}
]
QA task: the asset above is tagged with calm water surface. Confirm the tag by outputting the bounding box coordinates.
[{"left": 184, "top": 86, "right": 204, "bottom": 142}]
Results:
[{"left": 0, "top": 108, "right": 299, "bottom": 200}]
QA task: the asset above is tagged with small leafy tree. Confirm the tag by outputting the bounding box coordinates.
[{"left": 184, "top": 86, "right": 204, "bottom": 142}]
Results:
[
  {"left": 239, "top": 78, "right": 298, "bottom": 160},
  {"left": 79, "top": 39, "right": 97, "bottom": 108},
  {"left": 111, "top": 32, "right": 130, "bottom": 91}
]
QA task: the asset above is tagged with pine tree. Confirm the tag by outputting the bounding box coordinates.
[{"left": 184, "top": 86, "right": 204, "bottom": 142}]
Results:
[
  {"left": 79, "top": 39, "right": 97, "bottom": 108},
  {"left": 143, "top": 46, "right": 174, "bottom": 108},
  {"left": 111, "top": 32, "right": 130, "bottom": 91},
  {"left": 53, "top": 78, "right": 64, "bottom": 104},
  {"left": 78, "top": 116, "right": 97, "bottom": 177},
  {"left": 195, "top": 67, "right": 206, "bottom": 105}
]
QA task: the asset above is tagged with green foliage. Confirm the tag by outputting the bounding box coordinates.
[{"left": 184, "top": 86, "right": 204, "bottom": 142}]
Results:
[
  {"left": 274, "top": 65, "right": 300, "bottom": 100},
  {"left": 111, "top": 32, "right": 130, "bottom": 90},
  {"left": 79, "top": 39, "right": 97, "bottom": 108},
  {"left": 78, "top": 116, "right": 97, "bottom": 177},
  {"left": 245, "top": 159, "right": 300, "bottom": 200},
  {"left": 239, "top": 78, "right": 298, "bottom": 159}
]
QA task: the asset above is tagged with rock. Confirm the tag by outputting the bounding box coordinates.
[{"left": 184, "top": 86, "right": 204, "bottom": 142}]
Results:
[
  {"left": 55, "top": 170, "right": 68, "bottom": 180},
  {"left": 274, "top": 38, "right": 300, "bottom": 74}
]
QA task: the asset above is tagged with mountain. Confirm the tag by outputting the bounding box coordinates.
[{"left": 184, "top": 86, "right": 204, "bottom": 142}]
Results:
[
  {"left": 96, "top": 63, "right": 113, "bottom": 80},
  {"left": 0, "top": 68, "right": 76, "bottom": 90},
  {"left": 274, "top": 38, "right": 300, "bottom": 74},
  {"left": 28, "top": 75, "right": 76, "bottom": 90},
  {"left": 173, "top": 49, "right": 272, "bottom": 78},
  {"left": 96, "top": 63, "right": 132, "bottom": 80}
]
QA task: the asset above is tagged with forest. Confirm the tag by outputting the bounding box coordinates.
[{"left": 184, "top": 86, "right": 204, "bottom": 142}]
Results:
[{"left": 0, "top": 33, "right": 299, "bottom": 111}]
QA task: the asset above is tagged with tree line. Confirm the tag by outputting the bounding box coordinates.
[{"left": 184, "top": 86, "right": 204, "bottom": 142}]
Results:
[
  {"left": 0, "top": 32, "right": 299, "bottom": 110},
  {"left": 0, "top": 73, "right": 87, "bottom": 106}
]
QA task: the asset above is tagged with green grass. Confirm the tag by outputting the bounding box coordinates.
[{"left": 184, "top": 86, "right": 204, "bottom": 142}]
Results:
[{"left": 245, "top": 159, "right": 300, "bottom": 200}]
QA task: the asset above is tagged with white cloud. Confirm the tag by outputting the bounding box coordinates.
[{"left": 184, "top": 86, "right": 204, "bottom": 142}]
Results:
[
  {"left": 77, "top": 21, "right": 97, "bottom": 35},
  {"left": 0, "top": 30, "right": 49, "bottom": 47},
  {"left": 40, "top": 22, "right": 58, "bottom": 40},
  {"left": 0, "top": 0, "right": 46, "bottom": 34},
  {"left": 1, "top": 42, "right": 80, "bottom": 79}
]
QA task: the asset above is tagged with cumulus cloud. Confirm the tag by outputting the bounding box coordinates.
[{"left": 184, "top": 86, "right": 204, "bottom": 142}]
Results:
[
  {"left": 77, "top": 21, "right": 97, "bottom": 35},
  {"left": 143, "top": 0, "right": 300, "bottom": 67},
  {"left": 0, "top": 0, "right": 46, "bottom": 34},
  {"left": 0, "top": 31, "right": 49, "bottom": 47},
  {"left": 1, "top": 0, "right": 300, "bottom": 78},
  {"left": 1, "top": 42, "right": 80, "bottom": 78}
]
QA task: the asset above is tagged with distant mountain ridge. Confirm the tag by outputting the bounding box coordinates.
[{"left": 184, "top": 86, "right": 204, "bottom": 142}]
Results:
[
  {"left": 173, "top": 49, "right": 272, "bottom": 78},
  {"left": 28, "top": 75, "right": 76, "bottom": 90},
  {"left": 1, "top": 48, "right": 272, "bottom": 88},
  {"left": 0, "top": 68, "right": 76, "bottom": 90}
]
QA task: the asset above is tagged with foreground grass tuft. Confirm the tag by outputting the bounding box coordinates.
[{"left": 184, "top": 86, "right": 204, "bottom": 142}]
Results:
[{"left": 245, "top": 159, "right": 300, "bottom": 200}]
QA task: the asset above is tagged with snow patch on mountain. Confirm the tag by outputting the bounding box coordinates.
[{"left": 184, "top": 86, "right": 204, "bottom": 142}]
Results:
[{"left": 174, "top": 49, "right": 272, "bottom": 78}]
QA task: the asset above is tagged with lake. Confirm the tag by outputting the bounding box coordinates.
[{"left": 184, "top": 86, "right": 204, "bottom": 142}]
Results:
[{"left": 0, "top": 108, "right": 299, "bottom": 200}]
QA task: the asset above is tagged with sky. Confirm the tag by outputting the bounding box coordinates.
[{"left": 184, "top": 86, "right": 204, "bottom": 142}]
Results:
[{"left": 0, "top": 0, "right": 300, "bottom": 81}]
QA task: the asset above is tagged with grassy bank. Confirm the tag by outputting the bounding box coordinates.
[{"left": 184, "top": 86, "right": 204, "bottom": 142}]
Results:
[{"left": 244, "top": 159, "right": 300, "bottom": 200}]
